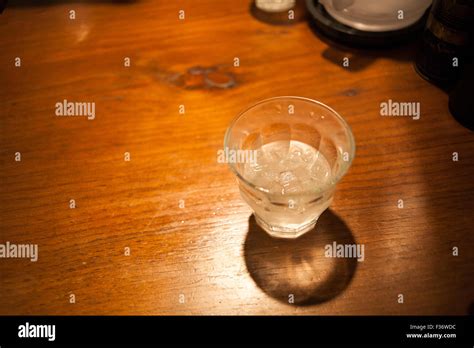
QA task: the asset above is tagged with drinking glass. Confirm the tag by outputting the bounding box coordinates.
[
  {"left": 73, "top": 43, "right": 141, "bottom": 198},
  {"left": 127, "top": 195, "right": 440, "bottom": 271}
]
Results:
[{"left": 224, "top": 96, "right": 355, "bottom": 238}]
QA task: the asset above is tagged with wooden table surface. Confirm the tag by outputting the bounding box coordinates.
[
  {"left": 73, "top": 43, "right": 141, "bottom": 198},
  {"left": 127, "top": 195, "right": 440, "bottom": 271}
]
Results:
[{"left": 1, "top": 0, "right": 473, "bottom": 315}]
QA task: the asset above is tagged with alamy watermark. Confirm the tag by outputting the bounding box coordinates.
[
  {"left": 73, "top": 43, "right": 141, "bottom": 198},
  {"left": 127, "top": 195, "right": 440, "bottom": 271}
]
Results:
[
  {"left": 0, "top": 241, "right": 38, "bottom": 262},
  {"left": 217, "top": 147, "right": 257, "bottom": 164},
  {"left": 18, "top": 322, "right": 55, "bottom": 341},
  {"left": 55, "top": 99, "right": 95, "bottom": 120},
  {"left": 380, "top": 99, "right": 420, "bottom": 120},
  {"left": 325, "top": 241, "right": 365, "bottom": 262}
]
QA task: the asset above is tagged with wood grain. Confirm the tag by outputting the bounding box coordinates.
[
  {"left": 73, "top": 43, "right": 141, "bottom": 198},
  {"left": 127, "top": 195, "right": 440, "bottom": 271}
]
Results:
[{"left": 0, "top": 0, "right": 473, "bottom": 315}]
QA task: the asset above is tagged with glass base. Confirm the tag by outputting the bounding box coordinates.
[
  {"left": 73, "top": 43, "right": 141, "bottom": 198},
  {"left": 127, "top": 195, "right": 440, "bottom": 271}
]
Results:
[{"left": 254, "top": 215, "right": 318, "bottom": 239}]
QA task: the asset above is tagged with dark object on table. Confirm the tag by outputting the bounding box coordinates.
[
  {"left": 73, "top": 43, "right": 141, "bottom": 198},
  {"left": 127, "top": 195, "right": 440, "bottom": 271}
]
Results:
[
  {"left": 305, "top": 0, "right": 429, "bottom": 48},
  {"left": 0, "top": 0, "right": 8, "bottom": 14},
  {"left": 449, "top": 63, "right": 474, "bottom": 131},
  {"left": 415, "top": 0, "right": 474, "bottom": 87}
]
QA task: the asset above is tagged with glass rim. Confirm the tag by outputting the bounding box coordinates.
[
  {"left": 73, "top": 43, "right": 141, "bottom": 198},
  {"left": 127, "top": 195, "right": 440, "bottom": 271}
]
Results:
[{"left": 224, "top": 96, "right": 356, "bottom": 195}]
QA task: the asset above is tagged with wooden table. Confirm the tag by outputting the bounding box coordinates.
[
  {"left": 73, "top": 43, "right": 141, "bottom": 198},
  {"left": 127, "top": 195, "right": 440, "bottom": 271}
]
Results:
[{"left": 1, "top": 0, "right": 473, "bottom": 315}]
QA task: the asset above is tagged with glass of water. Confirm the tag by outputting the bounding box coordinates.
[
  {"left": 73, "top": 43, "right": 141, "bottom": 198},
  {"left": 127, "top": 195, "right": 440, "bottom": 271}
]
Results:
[{"left": 224, "top": 96, "right": 355, "bottom": 238}]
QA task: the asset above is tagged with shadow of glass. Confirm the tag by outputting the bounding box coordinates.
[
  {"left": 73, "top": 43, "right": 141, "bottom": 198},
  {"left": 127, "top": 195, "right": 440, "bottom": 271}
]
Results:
[{"left": 244, "top": 209, "right": 357, "bottom": 306}]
